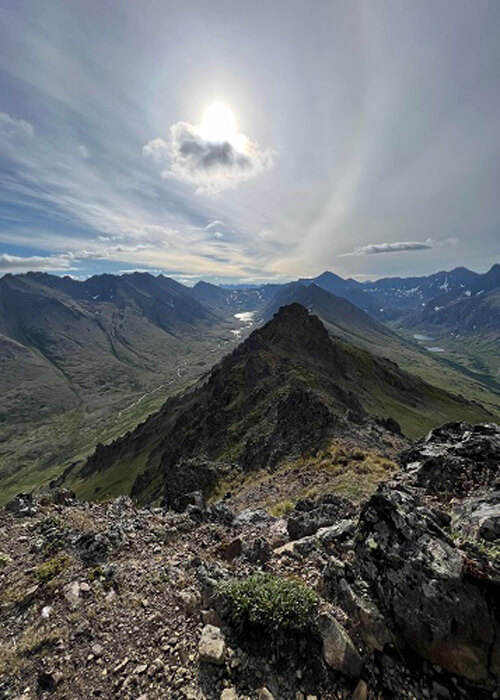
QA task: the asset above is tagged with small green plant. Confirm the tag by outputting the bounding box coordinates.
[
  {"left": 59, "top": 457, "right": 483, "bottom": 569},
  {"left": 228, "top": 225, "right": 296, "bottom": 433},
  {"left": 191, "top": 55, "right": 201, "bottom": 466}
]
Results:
[
  {"left": 219, "top": 573, "right": 319, "bottom": 633},
  {"left": 269, "top": 500, "right": 294, "bottom": 517},
  {"left": 0, "top": 552, "right": 12, "bottom": 569},
  {"left": 35, "top": 555, "right": 69, "bottom": 583}
]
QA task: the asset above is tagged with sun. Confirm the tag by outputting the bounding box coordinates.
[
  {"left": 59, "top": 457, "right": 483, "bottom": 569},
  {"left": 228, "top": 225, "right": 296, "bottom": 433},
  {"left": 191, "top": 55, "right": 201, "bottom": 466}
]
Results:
[{"left": 198, "top": 102, "right": 238, "bottom": 143}]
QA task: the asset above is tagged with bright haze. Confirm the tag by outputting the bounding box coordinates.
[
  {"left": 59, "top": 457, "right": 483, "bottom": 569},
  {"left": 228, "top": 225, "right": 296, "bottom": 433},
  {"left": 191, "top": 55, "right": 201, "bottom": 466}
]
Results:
[{"left": 0, "top": 0, "right": 499, "bottom": 284}]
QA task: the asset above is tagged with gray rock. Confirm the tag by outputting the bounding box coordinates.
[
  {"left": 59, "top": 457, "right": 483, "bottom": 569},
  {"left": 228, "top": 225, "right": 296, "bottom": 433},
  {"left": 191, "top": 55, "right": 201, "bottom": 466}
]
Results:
[
  {"left": 351, "top": 680, "right": 368, "bottom": 700},
  {"left": 198, "top": 624, "right": 226, "bottom": 665},
  {"left": 357, "top": 485, "right": 497, "bottom": 681},
  {"left": 318, "top": 612, "right": 362, "bottom": 677},
  {"left": 287, "top": 494, "right": 356, "bottom": 540},
  {"left": 316, "top": 519, "right": 355, "bottom": 544},
  {"left": 234, "top": 508, "right": 274, "bottom": 528},
  {"left": 242, "top": 536, "right": 273, "bottom": 565},
  {"left": 452, "top": 491, "right": 500, "bottom": 542},
  {"left": 220, "top": 689, "right": 238, "bottom": 700},
  {"left": 4, "top": 492, "right": 37, "bottom": 517},
  {"left": 257, "top": 689, "right": 275, "bottom": 700}
]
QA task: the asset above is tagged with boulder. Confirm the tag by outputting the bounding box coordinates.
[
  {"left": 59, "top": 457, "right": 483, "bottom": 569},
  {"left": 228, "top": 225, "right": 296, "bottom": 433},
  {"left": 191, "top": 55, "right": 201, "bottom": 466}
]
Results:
[
  {"left": 452, "top": 491, "right": 500, "bottom": 542},
  {"left": 401, "top": 422, "right": 500, "bottom": 497},
  {"left": 220, "top": 689, "right": 238, "bottom": 700},
  {"left": 207, "top": 502, "right": 235, "bottom": 526},
  {"left": 318, "top": 612, "right": 362, "bottom": 678},
  {"left": 242, "top": 536, "right": 273, "bottom": 565},
  {"left": 4, "top": 493, "right": 37, "bottom": 517},
  {"left": 198, "top": 624, "right": 226, "bottom": 665},
  {"left": 287, "top": 494, "right": 356, "bottom": 540},
  {"left": 351, "top": 680, "right": 368, "bottom": 700},
  {"left": 357, "top": 486, "right": 498, "bottom": 680},
  {"left": 234, "top": 508, "right": 274, "bottom": 528},
  {"left": 224, "top": 537, "right": 243, "bottom": 562}
]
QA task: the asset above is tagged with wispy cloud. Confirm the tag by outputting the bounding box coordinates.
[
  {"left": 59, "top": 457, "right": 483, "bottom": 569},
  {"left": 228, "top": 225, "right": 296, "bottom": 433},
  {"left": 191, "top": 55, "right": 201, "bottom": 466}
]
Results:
[
  {"left": 0, "top": 1, "right": 497, "bottom": 281},
  {"left": 78, "top": 144, "right": 89, "bottom": 159},
  {"left": 0, "top": 252, "right": 75, "bottom": 273},
  {"left": 0, "top": 112, "right": 34, "bottom": 138},
  {"left": 339, "top": 238, "right": 458, "bottom": 257}
]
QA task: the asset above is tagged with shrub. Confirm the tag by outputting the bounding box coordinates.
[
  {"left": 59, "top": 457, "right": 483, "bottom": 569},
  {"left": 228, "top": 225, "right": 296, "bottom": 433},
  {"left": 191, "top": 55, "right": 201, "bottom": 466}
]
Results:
[
  {"left": 219, "top": 573, "right": 319, "bottom": 633},
  {"left": 35, "top": 555, "right": 69, "bottom": 583}
]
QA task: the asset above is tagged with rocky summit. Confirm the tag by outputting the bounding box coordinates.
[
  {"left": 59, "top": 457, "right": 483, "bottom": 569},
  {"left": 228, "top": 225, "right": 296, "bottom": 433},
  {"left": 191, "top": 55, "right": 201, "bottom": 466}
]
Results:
[{"left": 1, "top": 422, "right": 499, "bottom": 699}]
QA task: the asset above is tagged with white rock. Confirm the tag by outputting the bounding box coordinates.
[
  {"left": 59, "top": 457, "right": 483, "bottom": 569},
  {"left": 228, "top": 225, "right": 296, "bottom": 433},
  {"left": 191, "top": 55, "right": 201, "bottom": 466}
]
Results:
[{"left": 64, "top": 581, "right": 81, "bottom": 606}]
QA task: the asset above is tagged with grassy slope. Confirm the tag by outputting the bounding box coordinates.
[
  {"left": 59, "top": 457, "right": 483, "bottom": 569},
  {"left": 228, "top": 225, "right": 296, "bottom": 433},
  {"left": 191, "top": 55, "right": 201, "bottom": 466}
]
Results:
[
  {"left": 387, "top": 325, "right": 500, "bottom": 418},
  {"left": 0, "top": 326, "right": 242, "bottom": 506},
  {"left": 271, "top": 284, "right": 500, "bottom": 420}
]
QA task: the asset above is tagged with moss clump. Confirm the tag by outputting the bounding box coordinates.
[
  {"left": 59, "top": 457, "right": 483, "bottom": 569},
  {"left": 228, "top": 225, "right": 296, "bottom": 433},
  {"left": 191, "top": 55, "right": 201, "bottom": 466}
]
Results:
[
  {"left": 35, "top": 555, "right": 69, "bottom": 583},
  {"left": 219, "top": 573, "right": 319, "bottom": 633}
]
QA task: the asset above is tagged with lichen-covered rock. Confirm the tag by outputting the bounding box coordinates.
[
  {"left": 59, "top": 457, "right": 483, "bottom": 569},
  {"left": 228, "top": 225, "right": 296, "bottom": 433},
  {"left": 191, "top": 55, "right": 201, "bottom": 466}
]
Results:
[
  {"left": 452, "top": 491, "right": 500, "bottom": 542},
  {"left": 287, "top": 494, "right": 356, "bottom": 540},
  {"left": 401, "top": 422, "right": 500, "bottom": 497},
  {"left": 357, "top": 486, "right": 498, "bottom": 680}
]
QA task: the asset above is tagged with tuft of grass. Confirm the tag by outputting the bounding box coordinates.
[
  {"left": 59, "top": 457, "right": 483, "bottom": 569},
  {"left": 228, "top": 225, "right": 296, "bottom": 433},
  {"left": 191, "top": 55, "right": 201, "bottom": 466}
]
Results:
[
  {"left": 269, "top": 500, "right": 294, "bottom": 517},
  {"left": 219, "top": 573, "right": 319, "bottom": 633},
  {"left": 0, "top": 552, "right": 12, "bottom": 568},
  {"left": 35, "top": 554, "right": 70, "bottom": 583}
]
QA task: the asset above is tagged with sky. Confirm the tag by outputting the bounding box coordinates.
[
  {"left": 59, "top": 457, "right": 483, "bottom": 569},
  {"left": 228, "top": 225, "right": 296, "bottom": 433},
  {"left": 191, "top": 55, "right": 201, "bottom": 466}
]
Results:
[{"left": 0, "top": 0, "right": 499, "bottom": 285}]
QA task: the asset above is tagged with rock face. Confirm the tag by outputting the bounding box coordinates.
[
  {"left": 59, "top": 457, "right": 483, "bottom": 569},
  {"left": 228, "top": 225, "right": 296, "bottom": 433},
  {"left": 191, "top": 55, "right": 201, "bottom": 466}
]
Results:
[
  {"left": 452, "top": 490, "right": 500, "bottom": 542},
  {"left": 402, "top": 422, "right": 500, "bottom": 496},
  {"left": 351, "top": 422, "right": 500, "bottom": 682},
  {"left": 357, "top": 486, "right": 497, "bottom": 680}
]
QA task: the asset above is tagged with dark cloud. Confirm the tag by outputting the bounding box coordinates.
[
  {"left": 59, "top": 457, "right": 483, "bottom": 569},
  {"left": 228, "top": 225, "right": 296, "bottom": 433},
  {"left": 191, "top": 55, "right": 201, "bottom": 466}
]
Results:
[
  {"left": 143, "top": 121, "right": 272, "bottom": 195},
  {"left": 340, "top": 241, "right": 434, "bottom": 256}
]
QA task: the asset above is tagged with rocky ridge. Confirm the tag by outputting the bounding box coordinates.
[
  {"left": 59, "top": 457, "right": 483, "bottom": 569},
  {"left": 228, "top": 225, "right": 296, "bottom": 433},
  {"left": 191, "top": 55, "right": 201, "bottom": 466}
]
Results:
[{"left": 0, "top": 422, "right": 499, "bottom": 699}]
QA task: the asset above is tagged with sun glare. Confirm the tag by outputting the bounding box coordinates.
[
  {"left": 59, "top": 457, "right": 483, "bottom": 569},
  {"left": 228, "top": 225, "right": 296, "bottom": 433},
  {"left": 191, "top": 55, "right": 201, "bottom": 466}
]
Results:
[{"left": 199, "top": 102, "right": 238, "bottom": 143}]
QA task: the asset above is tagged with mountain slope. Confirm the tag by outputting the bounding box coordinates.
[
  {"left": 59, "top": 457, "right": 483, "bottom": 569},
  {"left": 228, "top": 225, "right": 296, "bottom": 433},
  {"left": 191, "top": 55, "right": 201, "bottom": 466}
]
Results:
[
  {"left": 362, "top": 264, "right": 499, "bottom": 319},
  {"left": 261, "top": 283, "right": 395, "bottom": 349},
  {"left": 66, "top": 304, "right": 491, "bottom": 505},
  {"left": 189, "top": 280, "right": 280, "bottom": 316},
  {"left": 0, "top": 272, "right": 243, "bottom": 504}
]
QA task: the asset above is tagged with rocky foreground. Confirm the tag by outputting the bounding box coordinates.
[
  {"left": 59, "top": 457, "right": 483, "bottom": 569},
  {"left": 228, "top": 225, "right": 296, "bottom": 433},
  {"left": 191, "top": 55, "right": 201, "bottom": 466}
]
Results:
[{"left": 0, "top": 423, "right": 499, "bottom": 699}]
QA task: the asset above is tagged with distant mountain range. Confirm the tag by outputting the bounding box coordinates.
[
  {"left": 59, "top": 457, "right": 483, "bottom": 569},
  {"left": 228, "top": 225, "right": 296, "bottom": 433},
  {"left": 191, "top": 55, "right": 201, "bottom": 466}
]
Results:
[
  {"left": 64, "top": 304, "right": 490, "bottom": 505},
  {"left": 0, "top": 263, "right": 498, "bottom": 503}
]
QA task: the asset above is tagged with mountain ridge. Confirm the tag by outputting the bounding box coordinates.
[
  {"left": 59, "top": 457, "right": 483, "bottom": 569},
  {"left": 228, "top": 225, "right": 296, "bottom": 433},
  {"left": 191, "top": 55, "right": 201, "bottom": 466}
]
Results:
[{"left": 66, "top": 303, "right": 491, "bottom": 505}]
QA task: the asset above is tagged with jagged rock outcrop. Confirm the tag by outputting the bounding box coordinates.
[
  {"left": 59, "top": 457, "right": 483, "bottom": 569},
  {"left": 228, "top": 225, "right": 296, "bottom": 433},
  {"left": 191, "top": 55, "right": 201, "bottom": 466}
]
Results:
[
  {"left": 356, "top": 486, "right": 498, "bottom": 680},
  {"left": 402, "top": 421, "right": 500, "bottom": 496}
]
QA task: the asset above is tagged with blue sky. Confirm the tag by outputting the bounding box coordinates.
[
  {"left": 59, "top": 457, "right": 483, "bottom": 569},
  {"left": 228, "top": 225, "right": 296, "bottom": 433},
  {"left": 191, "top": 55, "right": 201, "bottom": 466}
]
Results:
[{"left": 0, "top": 0, "right": 499, "bottom": 284}]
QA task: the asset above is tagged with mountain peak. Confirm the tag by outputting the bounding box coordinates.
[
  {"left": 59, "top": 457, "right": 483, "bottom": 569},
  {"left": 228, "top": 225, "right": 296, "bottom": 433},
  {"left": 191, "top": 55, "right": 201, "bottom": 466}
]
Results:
[
  {"left": 239, "top": 302, "right": 335, "bottom": 365},
  {"left": 257, "top": 302, "right": 329, "bottom": 341}
]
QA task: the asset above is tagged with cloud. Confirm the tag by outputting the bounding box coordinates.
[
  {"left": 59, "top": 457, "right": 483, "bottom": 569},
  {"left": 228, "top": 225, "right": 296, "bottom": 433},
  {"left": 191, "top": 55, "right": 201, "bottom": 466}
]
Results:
[
  {"left": 0, "top": 253, "right": 75, "bottom": 273},
  {"left": 0, "top": 112, "right": 34, "bottom": 139},
  {"left": 143, "top": 121, "right": 272, "bottom": 195},
  {"left": 338, "top": 238, "right": 458, "bottom": 257},
  {"left": 78, "top": 144, "right": 89, "bottom": 158}
]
